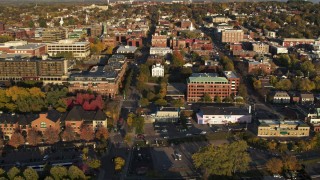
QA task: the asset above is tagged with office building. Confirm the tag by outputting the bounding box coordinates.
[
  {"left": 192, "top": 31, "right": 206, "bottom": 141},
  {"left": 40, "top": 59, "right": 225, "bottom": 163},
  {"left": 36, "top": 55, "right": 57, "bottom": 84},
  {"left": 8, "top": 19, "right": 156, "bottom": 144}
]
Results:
[
  {"left": 47, "top": 39, "right": 90, "bottom": 59},
  {"left": 221, "top": 29, "right": 244, "bottom": 43},
  {"left": 258, "top": 119, "right": 310, "bottom": 137}
]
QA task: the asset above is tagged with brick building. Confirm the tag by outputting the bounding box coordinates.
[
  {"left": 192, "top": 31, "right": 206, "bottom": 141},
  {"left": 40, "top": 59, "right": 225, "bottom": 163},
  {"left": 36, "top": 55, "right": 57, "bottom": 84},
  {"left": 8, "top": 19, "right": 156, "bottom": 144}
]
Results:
[
  {"left": 247, "top": 60, "right": 272, "bottom": 75},
  {"left": 0, "top": 57, "right": 68, "bottom": 84},
  {"left": 187, "top": 72, "right": 239, "bottom": 102},
  {"left": 152, "top": 35, "right": 168, "bottom": 47},
  {"left": 281, "top": 38, "right": 315, "bottom": 47},
  {"left": 221, "top": 29, "right": 244, "bottom": 43},
  {"left": 0, "top": 41, "right": 46, "bottom": 57},
  {"left": 42, "top": 28, "right": 66, "bottom": 42},
  {"left": 252, "top": 42, "right": 269, "bottom": 54},
  {"left": 68, "top": 54, "right": 127, "bottom": 97}
]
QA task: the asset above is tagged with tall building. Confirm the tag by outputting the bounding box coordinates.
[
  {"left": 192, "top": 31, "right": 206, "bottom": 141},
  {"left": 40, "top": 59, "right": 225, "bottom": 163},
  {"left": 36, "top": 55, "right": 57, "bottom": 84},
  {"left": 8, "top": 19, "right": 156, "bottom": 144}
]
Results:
[
  {"left": 42, "top": 28, "right": 66, "bottom": 42},
  {"left": 47, "top": 39, "right": 90, "bottom": 59},
  {"left": 0, "top": 56, "right": 68, "bottom": 84},
  {"left": 187, "top": 72, "right": 239, "bottom": 102},
  {"left": 221, "top": 29, "right": 244, "bottom": 43}
]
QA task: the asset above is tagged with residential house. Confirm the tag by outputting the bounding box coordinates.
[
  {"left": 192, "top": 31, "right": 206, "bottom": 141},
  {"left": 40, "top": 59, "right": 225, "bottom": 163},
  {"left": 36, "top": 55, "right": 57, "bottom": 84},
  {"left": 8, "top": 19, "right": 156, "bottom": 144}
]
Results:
[
  {"left": 31, "top": 110, "right": 61, "bottom": 134},
  {"left": 61, "top": 106, "right": 107, "bottom": 134},
  {"left": 270, "top": 91, "right": 290, "bottom": 104},
  {"left": 300, "top": 93, "right": 314, "bottom": 104}
]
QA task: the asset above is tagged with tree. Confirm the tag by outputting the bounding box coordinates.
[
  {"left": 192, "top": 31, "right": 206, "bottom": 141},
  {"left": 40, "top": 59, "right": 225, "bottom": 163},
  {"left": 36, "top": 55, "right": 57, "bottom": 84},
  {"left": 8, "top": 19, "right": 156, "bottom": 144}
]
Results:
[
  {"left": 95, "top": 127, "right": 108, "bottom": 140},
  {"left": 50, "top": 166, "right": 68, "bottom": 180},
  {"left": 7, "top": 167, "right": 20, "bottom": 180},
  {"left": 214, "top": 96, "right": 222, "bottom": 103},
  {"left": 267, "top": 141, "right": 277, "bottom": 151},
  {"left": 266, "top": 158, "right": 283, "bottom": 174},
  {"left": 171, "top": 98, "right": 184, "bottom": 107},
  {"left": 133, "top": 116, "right": 144, "bottom": 134},
  {"left": 127, "top": 113, "right": 135, "bottom": 128},
  {"left": 43, "top": 127, "right": 60, "bottom": 144},
  {"left": 62, "top": 125, "right": 77, "bottom": 142},
  {"left": 9, "top": 132, "right": 24, "bottom": 149},
  {"left": 13, "top": 176, "right": 24, "bottom": 180},
  {"left": 300, "top": 60, "right": 315, "bottom": 75},
  {"left": 253, "top": 79, "right": 262, "bottom": 89},
  {"left": 154, "top": 99, "right": 167, "bottom": 106},
  {"left": 114, "top": 157, "right": 125, "bottom": 171},
  {"left": 238, "top": 84, "right": 248, "bottom": 99},
  {"left": 282, "top": 155, "right": 300, "bottom": 171},
  {"left": 270, "top": 76, "right": 278, "bottom": 86},
  {"left": 172, "top": 51, "right": 184, "bottom": 67},
  {"left": 0, "top": 168, "right": 5, "bottom": 177},
  {"left": 139, "top": 98, "right": 149, "bottom": 107},
  {"left": 202, "top": 93, "right": 212, "bottom": 103},
  {"left": 80, "top": 126, "right": 94, "bottom": 142},
  {"left": 275, "top": 79, "right": 292, "bottom": 91},
  {"left": 192, "top": 141, "right": 251, "bottom": 177},
  {"left": 87, "top": 159, "right": 101, "bottom": 169},
  {"left": 26, "top": 128, "right": 41, "bottom": 146},
  {"left": 298, "top": 78, "right": 315, "bottom": 91},
  {"left": 278, "top": 143, "right": 288, "bottom": 153},
  {"left": 223, "top": 96, "right": 233, "bottom": 103},
  {"left": 68, "top": 166, "right": 86, "bottom": 180},
  {"left": 23, "top": 168, "right": 38, "bottom": 180}
]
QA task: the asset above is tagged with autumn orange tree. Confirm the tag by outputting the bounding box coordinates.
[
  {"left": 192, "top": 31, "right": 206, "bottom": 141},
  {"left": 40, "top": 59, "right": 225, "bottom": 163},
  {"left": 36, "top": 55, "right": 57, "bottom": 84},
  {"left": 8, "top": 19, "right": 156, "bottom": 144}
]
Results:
[
  {"left": 266, "top": 158, "right": 283, "bottom": 174},
  {"left": 95, "top": 127, "right": 108, "bottom": 140},
  {"left": 43, "top": 127, "right": 60, "bottom": 144},
  {"left": 26, "top": 128, "right": 42, "bottom": 146},
  {"left": 80, "top": 125, "right": 94, "bottom": 142},
  {"left": 9, "top": 132, "right": 25, "bottom": 149},
  {"left": 62, "top": 125, "right": 77, "bottom": 142}
]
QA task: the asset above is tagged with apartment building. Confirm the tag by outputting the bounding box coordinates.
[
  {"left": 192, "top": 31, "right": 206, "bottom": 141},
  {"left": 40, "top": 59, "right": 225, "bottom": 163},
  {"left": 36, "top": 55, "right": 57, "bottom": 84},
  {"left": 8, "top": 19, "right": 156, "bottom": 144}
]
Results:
[
  {"left": 221, "top": 29, "right": 244, "bottom": 43},
  {"left": 258, "top": 119, "right": 310, "bottom": 137},
  {"left": 187, "top": 72, "right": 239, "bottom": 102},
  {"left": 47, "top": 39, "right": 90, "bottom": 59},
  {"left": 0, "top": 56, "right": 68, "bottom": 84},
  {"left": 42, "top": 28, "right": 66, "bottom": 42},
  {"left": 68, "top": 54, "right": 127, "bottom": 97}
]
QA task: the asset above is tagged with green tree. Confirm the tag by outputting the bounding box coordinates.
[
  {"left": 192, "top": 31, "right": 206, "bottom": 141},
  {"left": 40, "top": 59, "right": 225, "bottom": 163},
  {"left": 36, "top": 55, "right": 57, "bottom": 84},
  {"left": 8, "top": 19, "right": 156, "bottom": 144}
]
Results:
[
  {"left": 87, "top": 159, "right": 101, "bottom": 169},
  {"left": 300, "top": 61, "right": 315, "bottom": 75},
  {"left": 238, "top": 84, "right": 248, "bottom": 99},
  {"left": 192, "top": 141, "right": 251, "bottom": 177},
  {"left": 269, "top": 76, "right": 278, "bottom": 86},
  {"left": 223, "top": 96, "right": 233, "bottom": 103},
  {"left": 50, "top": 166, "right": 68, "bottom": 180},
  {"left": 214, "top": 96, "right": 222, "bottom": 103},
  {"left": 0, "top": 168, "right": 5, "bottom": 177},
  {"left": 171, "top": 98, "right": 184, "bottom": 107},
  {"left": 297, "top": 78, "right": 315, "bottom": 91},
  {"left": 266, "top": 158, "right": 283, "bottom": 174},
  {"left": 275, "top": 79, "right": 292, "bottom": 91},
  {"left": 155, "top": 99, "right": 167, "bottom": 106},
  {"left": 23, "top": 168, "right": 38, "bottom": 180},
  {"left": 67, "top": 166, "right": 86, "bottom": 180},
  {"left": 253, "top": 79, "right": 262, "bottom": 89},
  {"left": 114, "top": 157, "right": 125, "bottom": 171},
  {"left": 278, "top": 143, "right": 288, "bottom": 153},
  {"left": 7, "top": 167, "right": 20, "bottom": 180},
  {"left": 202, "top": 93, "right": 212, "bottom": 103},
  {"left": 139, "top": 98, "right": 149, "bottom": 107},
  {"left": 133, "top": 116, "right": 144, "bottom": 134},
  {"left": 13, "top": 176, "right": 24, "bottom": 180}
]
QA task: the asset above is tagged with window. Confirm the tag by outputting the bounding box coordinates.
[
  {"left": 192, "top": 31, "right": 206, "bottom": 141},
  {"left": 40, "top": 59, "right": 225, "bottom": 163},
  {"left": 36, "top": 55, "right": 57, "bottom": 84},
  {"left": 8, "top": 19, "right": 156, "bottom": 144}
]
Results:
[{"left": 40, "top": 122, "right": 47, "bottom": 128}]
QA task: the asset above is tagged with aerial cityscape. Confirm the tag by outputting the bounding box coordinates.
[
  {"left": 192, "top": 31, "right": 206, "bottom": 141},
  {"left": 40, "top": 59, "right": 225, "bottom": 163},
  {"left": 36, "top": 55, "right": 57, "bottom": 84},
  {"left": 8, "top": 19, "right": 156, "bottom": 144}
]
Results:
[{"left": 0, "top": 0, "right": 320, "bottom": 179}]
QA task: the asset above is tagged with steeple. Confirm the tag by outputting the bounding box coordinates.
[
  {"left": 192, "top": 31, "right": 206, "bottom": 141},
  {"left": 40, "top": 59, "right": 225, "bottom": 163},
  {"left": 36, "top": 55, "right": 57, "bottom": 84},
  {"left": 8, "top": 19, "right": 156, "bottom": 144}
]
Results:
[
  {"left": 59, "top": 17, "right": 64, "bottom": 27},
  {"left": 85, "top": 14, "right": 89, "bottom": 24}
]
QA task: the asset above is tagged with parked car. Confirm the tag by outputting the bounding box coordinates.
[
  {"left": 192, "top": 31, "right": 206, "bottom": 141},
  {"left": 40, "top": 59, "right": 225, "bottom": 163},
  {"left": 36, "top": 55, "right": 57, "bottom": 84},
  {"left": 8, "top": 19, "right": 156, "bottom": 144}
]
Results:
[
  {"left": 162, "top": 129, "right": 168, "bottom": 133},
  {"left": 186, "top": 133, "right": 192, "bottom": 137},
  {"left": 200, "top": 131, "right": 207, "bottom": 135}
]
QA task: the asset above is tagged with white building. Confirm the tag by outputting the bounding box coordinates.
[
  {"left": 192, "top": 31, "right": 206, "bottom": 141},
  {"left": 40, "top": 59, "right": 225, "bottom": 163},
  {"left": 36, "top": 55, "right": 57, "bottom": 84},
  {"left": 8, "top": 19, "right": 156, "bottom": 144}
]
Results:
[
  {"left": 196, "top": 106, "right": 252, "bottom": 125},
  {"left": 150, "top": 47, "right": 172, "bottom": 56},
  {"left": 269, "top": 43, "right": 288, "bottom": 55},
  {"left": 47, "top": 39, "right": 90, "bottom": 58},
  {"left": 154, "top": 107, "right": 180, "bottom": 123},
  {"left": 116, "top": 45, "right": 138, "bottom": 54},
  {"left": 152, "top": 63, "right": 164, "bottom": 77}
]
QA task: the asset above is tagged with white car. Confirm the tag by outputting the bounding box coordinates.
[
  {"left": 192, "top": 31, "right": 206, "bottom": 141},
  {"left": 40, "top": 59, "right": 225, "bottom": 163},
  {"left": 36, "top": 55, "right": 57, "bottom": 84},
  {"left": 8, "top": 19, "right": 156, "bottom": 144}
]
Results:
[
  {"left": 175, "top": 153, "right": 182, "bottom": 160},
  {"left": 186, "top": 133, "right": 192, "bottom": 137},
  {"left": 200, "top": 131, "right": 207, "bottom": 135},
  {"left": 162, "top": 129, "right": 168, "bottom": 133},
  {"left": 163, "top": 136, "right": 169, "bottom": 139}
]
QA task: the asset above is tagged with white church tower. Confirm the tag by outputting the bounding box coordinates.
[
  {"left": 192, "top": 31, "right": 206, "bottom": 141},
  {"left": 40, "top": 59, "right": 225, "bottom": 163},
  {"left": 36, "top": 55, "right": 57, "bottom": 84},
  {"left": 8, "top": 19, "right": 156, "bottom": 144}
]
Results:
[
  {"left": 85, "top": 14, "right": 89, "bottom": 24},
  {"left": 59, "top": 17, "right": 64, "bottom": 27}
]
